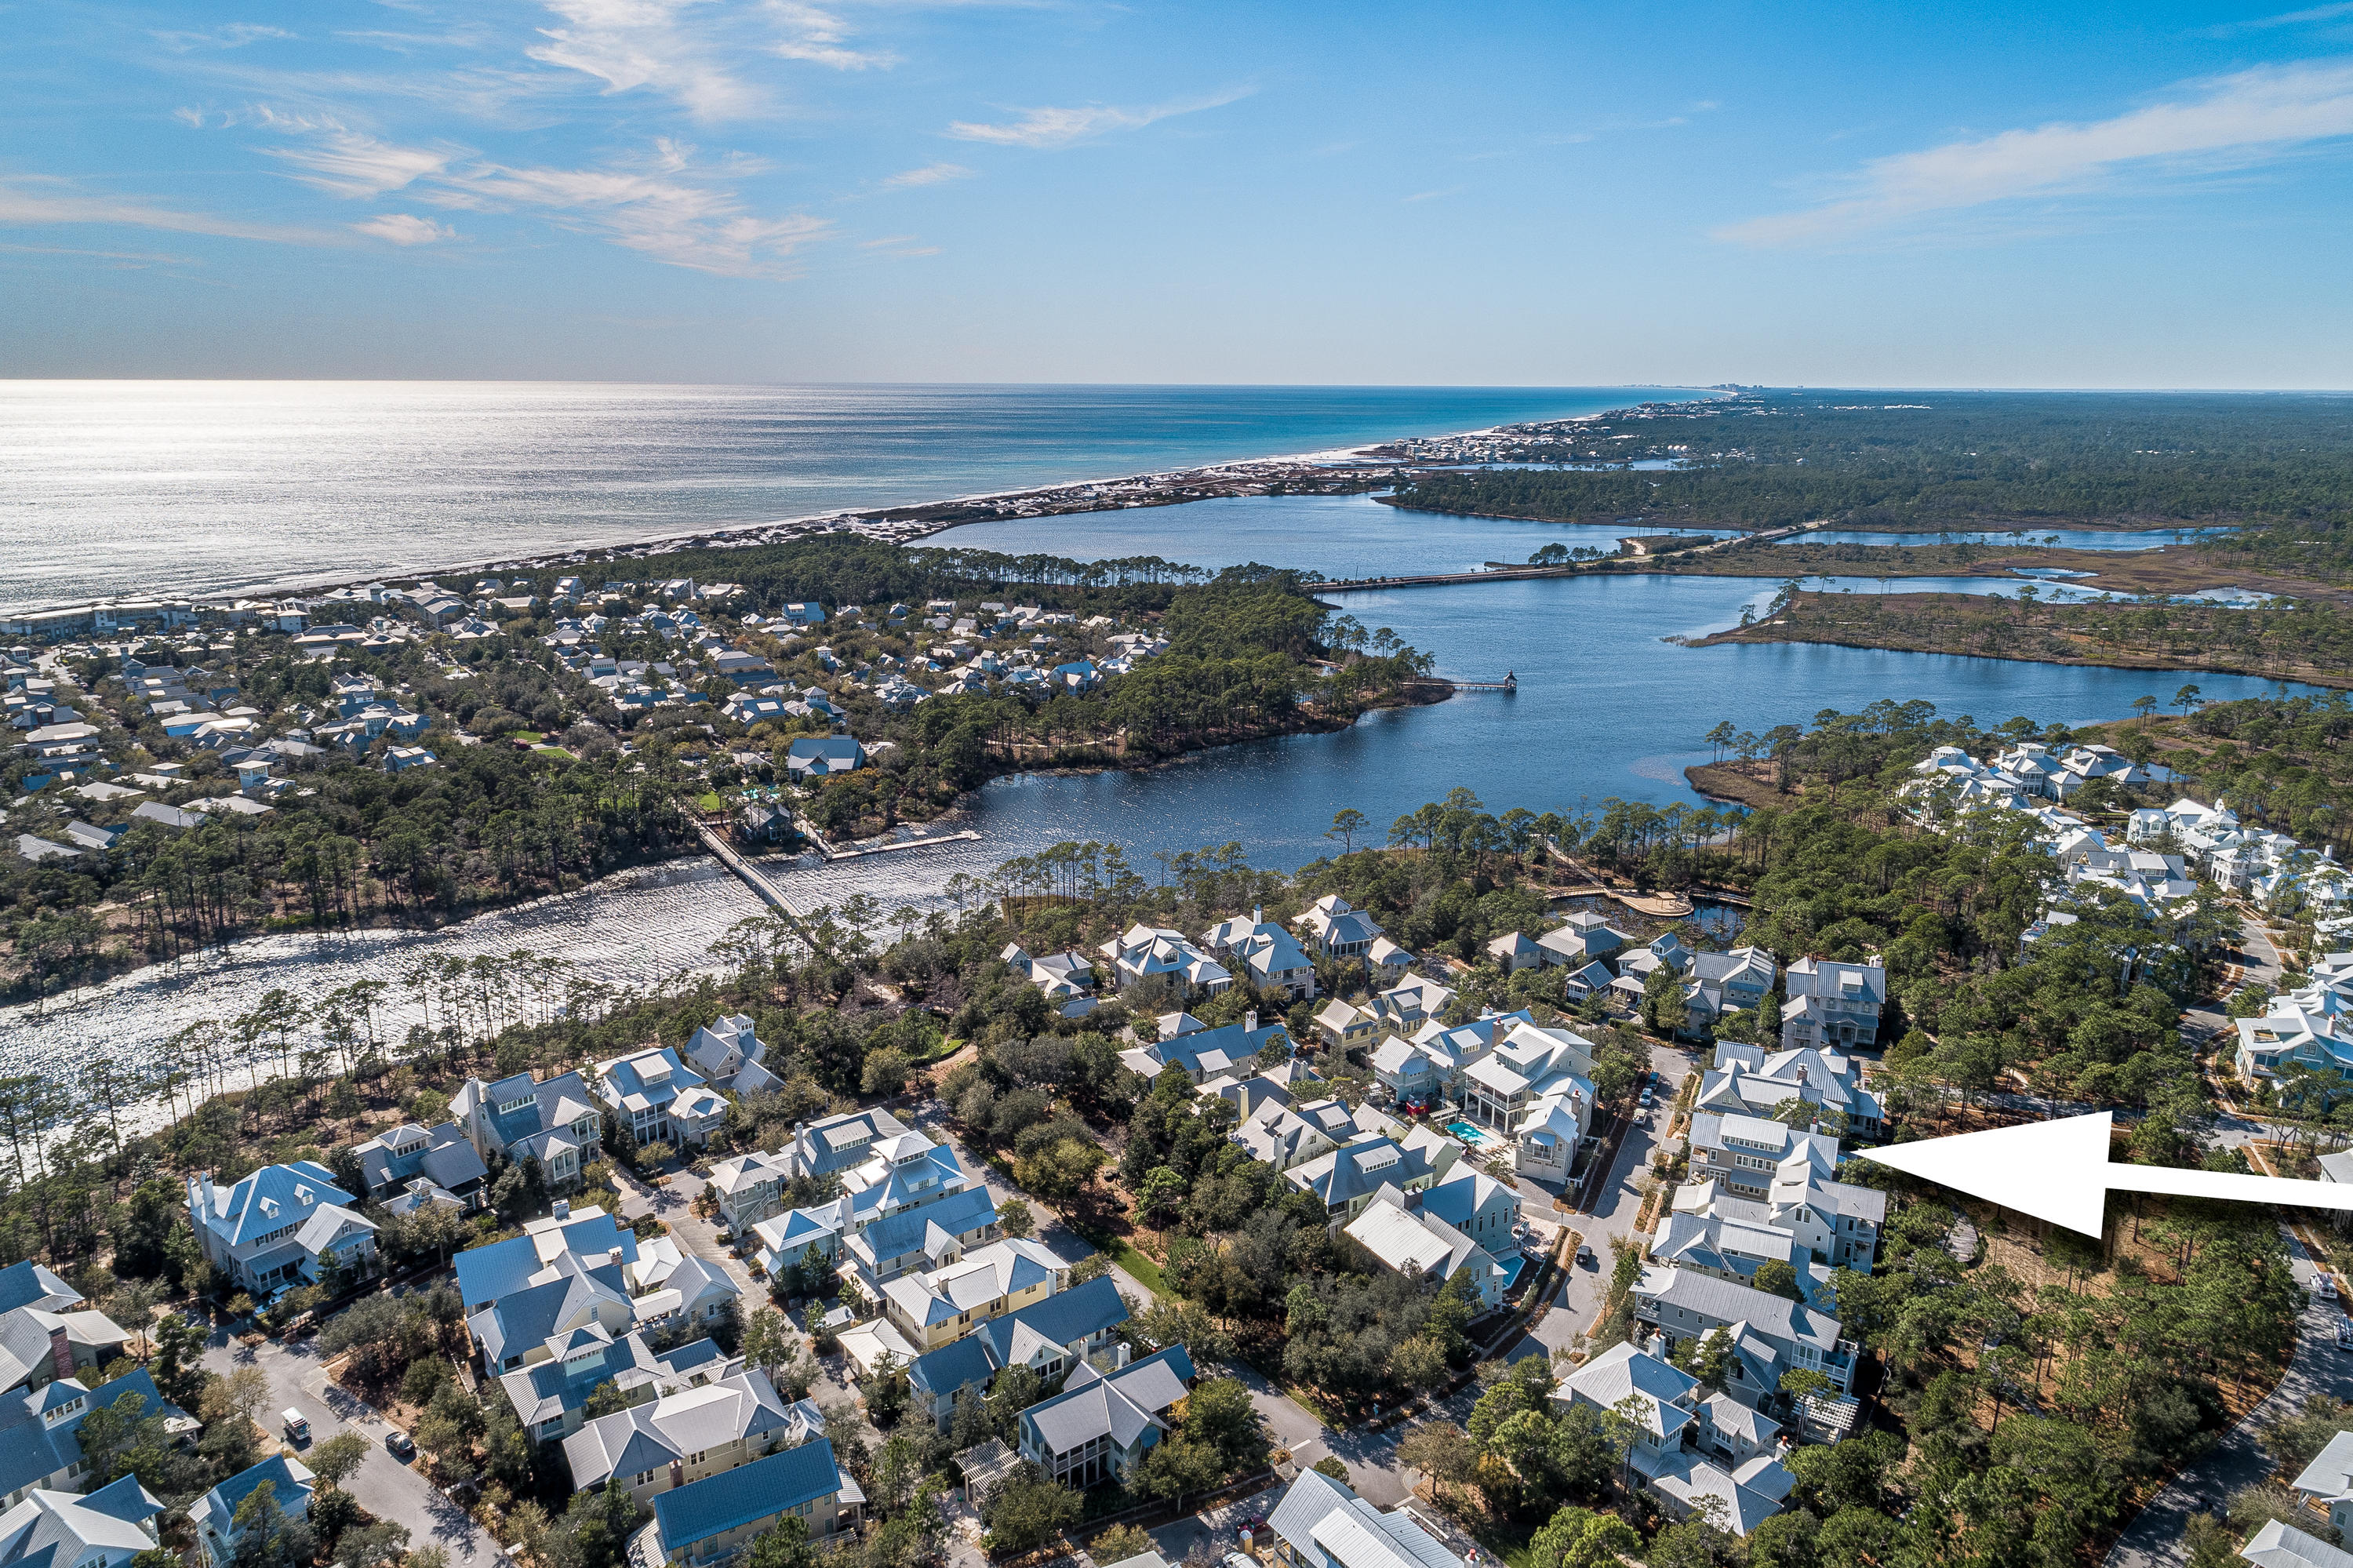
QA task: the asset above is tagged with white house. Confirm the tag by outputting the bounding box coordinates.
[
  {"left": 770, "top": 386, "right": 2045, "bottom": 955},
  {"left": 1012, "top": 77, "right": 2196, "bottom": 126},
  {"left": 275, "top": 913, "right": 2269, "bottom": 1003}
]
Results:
[{"left": 184, "top": 1162, "right": 377, "bottom": 1299}]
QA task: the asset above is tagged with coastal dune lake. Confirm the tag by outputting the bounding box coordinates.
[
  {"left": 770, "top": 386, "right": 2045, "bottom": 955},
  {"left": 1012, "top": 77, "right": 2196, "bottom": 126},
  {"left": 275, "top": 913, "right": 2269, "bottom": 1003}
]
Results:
[{"left": 9, "top": 489, "right": 2318, "bottom": 1085}]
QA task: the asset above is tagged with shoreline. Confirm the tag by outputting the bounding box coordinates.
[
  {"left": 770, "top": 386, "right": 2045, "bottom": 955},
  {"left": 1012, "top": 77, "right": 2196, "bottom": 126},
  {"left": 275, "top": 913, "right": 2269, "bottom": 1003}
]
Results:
[{"left": 17, "top": 393, "right": 1718, "bottom": 619}]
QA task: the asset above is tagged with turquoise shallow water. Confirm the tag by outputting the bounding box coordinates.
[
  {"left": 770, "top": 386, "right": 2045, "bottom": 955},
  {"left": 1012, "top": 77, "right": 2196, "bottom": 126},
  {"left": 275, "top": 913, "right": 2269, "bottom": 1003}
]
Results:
[{"left": 0, "top": 382, "right": 1690, "bottom": 613}]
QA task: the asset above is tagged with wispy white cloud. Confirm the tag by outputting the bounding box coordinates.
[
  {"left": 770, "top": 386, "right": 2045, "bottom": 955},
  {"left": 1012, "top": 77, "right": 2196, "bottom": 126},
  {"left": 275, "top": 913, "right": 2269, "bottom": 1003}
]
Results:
[
  {"left": 882, "top": 161, "right": 972, "bottom": 187},
  {"left": 263, "top": 132, "right": 456, "bottom": 196},
  {"left": 1722, "top": 58, "right": 2353, "bottom": 247},
  {"left": 769, "top": 2, "right": 894, "bottom": 69},
  {"left": 427, "top": 144, "right": 830, "bottom": 277},
  {"left": 946, "top": 88, "right": 1249, "bottom": 148},
  {"left": 0, "top": 241, "right": 203, "bottom": 267},
  {"left": 151, "top": 23, "right": 292, "bottom": 52},
  {"left": 0, "top": 179, "right": 341, "bottom": 245},
  {"left": 353, "top": 213, "right": 460, "bottom": 244},
  {"left": 528, "top": 0, "right": 769, "bottom": 120},
  {"left": 2206, "top": 2, "right": 2353, "bottom": 35}
]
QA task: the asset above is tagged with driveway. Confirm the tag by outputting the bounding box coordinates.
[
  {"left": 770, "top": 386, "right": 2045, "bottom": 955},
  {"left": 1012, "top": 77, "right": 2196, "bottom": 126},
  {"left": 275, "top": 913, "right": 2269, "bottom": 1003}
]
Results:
[
  {"left": 627, "top": 1165, "right": 759, "bottom": 1298},
  {"left": 2105, "top": 1228, "right": 2349, "bottom": 1567},
  {"left": 198, "top": 1322, "right": 512, "bottom": 1568}
]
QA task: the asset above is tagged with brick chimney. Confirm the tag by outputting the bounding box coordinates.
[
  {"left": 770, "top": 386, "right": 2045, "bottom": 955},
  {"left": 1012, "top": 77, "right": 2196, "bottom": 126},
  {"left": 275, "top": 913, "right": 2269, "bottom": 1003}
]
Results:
[{"left": 48, "top": 1324, "right": 73, "bottom": 1383}]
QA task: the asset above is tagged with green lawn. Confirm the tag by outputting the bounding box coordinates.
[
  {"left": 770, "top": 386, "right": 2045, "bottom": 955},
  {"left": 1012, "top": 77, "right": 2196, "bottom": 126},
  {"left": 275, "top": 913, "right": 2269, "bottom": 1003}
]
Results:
[
  {"left": 1069, "top": 1221, "right": 1169, "bottom": 1296},
  {"left": 696, "top": 791, "right": 724, "bottom": 812}
]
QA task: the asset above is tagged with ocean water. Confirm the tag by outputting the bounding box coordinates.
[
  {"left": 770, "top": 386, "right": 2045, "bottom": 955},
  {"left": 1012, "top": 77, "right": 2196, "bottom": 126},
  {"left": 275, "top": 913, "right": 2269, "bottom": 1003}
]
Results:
[{"left": 0, "top": 382, "right": 1687, "bottom": 613}]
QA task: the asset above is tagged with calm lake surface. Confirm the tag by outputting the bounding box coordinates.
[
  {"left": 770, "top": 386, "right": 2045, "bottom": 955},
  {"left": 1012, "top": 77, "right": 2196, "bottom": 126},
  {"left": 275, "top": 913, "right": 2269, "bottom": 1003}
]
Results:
[
  {"left": 11, "top": 492, "right": 2318, "bottom": 1081},
  {"left": 1785, "top": 526, "right": 2229, "bottom": 551},
  {"left": 0, "top": 383, "right": 1682, "bottom": 613}
]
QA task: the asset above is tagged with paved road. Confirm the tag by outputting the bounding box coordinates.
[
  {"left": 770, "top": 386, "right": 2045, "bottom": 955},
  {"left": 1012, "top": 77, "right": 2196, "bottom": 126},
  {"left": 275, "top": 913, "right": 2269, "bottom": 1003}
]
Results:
[
  {"left": 198, "top": 1322, "right": 513, "bottom": 1568},
  {"left": 2105, "top": 1231, "right": 2348, "bottom": 1567}
]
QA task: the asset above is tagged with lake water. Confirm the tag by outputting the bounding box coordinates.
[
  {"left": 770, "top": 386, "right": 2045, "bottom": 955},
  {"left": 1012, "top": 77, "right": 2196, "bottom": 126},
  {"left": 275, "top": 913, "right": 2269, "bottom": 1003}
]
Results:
[
  {"left": 0, "top": 383, "right": 1682, "bottom": 613},
  {"left": 9, "top": 495, "right": 2319, "bottom": 1082}
]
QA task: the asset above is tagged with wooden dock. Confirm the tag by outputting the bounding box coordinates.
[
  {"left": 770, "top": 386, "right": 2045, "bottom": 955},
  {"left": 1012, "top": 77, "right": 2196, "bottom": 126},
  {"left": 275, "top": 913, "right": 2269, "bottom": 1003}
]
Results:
[{"left": 696, "top": 822, "right": 813, "bottom": 920}]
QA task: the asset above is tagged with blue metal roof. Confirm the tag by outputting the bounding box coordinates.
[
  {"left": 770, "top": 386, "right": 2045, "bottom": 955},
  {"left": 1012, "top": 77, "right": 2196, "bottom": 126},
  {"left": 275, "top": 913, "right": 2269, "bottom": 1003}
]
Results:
[
  {"left": 652, "top": 1439, "right": 843, "bottom": 1548},
  {"left": 969, "top": 1275, "right": 1129, "bottom": 1366},
  {"left": 906, "top": 1337, "right": 995, "bottom": 1399}
]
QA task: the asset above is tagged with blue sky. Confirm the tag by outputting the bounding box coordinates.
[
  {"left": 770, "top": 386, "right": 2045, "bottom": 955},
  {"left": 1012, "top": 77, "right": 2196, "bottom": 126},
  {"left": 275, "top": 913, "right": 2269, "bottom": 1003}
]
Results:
[{"left": 8, "top": 0, "right": 2353, "bottom": 383}]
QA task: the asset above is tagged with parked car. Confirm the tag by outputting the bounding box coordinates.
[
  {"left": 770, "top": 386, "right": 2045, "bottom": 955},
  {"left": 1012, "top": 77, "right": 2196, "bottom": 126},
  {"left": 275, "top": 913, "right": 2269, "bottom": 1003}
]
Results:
[
  {"left": 1638, "top": 1090, "right": 1654, "bottom": 1109},
  {"left": 2320, "top": 1273, "right": 2340, "bottom": 1302},
  {"left": 282, "top": 1410, "right": 310, "bottom": 1445},
  {"left": 2336, "top": 1320, "right": 2352, "bottom": 1352},
  {"left": 1577, "top": 1243, "right": 1597, "bottom": 1268},
  {"left": 386, "top": 1428, "right": 415, "bottom": 1459}
]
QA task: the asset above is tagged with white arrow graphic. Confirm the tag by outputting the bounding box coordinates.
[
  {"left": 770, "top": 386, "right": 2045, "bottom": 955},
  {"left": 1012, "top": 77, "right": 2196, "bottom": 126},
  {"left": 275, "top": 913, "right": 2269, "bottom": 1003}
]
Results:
[{"left": 1856, "top": 1111, "right": 2353, "bottom": 1237}]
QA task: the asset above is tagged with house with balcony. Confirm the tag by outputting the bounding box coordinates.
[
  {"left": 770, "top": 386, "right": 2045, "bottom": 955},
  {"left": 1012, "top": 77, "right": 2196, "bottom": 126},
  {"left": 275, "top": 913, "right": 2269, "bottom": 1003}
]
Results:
[
  {"left": 1686, "top": 1113, "right": 1838, "bottom": 1201},
  {"left": 1016, "top": 1346, "right": 1196, "bottom": 1490},
  {"left": 349, "top": 1122, "right": 490, "bottom": 1212},
  {"left": 879, "top": 1238, "right": 1068, "bottom": 1354},
  {"left": 184, "top": 1162, "right": 378, "bottom": 1299},
  {"left": 562, "top": 1369, "right": 803, "bottom": 1501},
  {"left": 0, "top": 1368, "right": 191, "bottom": 1511},
  {"left": 1683, "top": 948, "right": 1780, "bottom": 1033},
  {"left": 635, "top": 1439, "right": 861, "bottom": 1568},
  {"left": 1779, "top": 957, "right": 1887, "bottom": 1052},
  {"left": 1696, "top": 1043, "right": 1885, "bottom": 1139},
  {"left": 1310, "top": 1000, "right": 1382, "bottom": 1054},
  {"left": 1201, "top": 911, "right": 1318, "bottom": 1001},
  {"left": 1000, "top": 946, "right": 1098, "bottom": 1019},
  {"left": 1537, "top": 912, "right": 1627, "bottom": 970},
  {"left": 709, "top": 1152, "right": 795, "bottom": 1235},
  {"left": 1462, "top": 1020, "right": 1598, "bottom": 1133},
  {"left": 1556, "top": 1341, "right": 1798, "bottom": 1533},
  {"left": 1369, "top": 974, "right": 1454, "bottom": 1034},
  {"left": 191, "top": 1455, "right": 311, "bottom": 1567},
  {"left": 1634, "top": 1265, "right": 1855, "bottom": 1402},
  {"left": 500, "top": 1326, "right": 735, "bottom": 1440},
  {"left": 1294, "top": 896, "right": 1384, "bottom": 962},
  {"left": 684, "top": 1016, "right": 783, "bottom": 1098},
  {"left": 1096, "top": 926, "right": 1233, "bottom": 999},
  {"left": 782, "top": 1110, "right": 911, "bottom": 1183},
  {"left": 1284, "top": 1138, "right": 1447, "bottom": 1224},
  {"left": 905, "top": 1275, "right": 1130, "bottom": 1433},
  {"left": 838, "top": 1188, "right": 1001, "bottom": 1289},
  {"left": 457, "top": 1206, "right": 740, "bottom": 1372},
  {"left": 595, "top": 1048, "right": 731, "bottom": 1151},
  {"left": 450, "top": 1070, "right": 603, "bottom": 1191}
]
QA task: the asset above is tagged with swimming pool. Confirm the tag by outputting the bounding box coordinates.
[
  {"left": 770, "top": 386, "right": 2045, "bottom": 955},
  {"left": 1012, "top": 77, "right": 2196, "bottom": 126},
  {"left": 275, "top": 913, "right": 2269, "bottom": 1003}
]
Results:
[{"left": 1448, "top": 1120, "right": 1501, "bottom": 1150}]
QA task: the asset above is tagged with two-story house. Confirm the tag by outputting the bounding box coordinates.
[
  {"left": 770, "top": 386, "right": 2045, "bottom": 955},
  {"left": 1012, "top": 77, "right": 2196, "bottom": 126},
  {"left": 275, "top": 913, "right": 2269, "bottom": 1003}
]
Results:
[
  {"left": 1016, "top": 1347, "right": 1196, "bottom": 1489},
  {"left": 1342, "top": 1187, "right": 1515, "bottom": 1311},
  {"left": 1293, "top": 896, "right": 1384, "bottom": 962},
  {"left": 347, "top": 1122, "right": 490, "bottom": 1212},
  {"left": 1779, "top": 957, "right": 1887, "bottom": 1051},
  {"left": 905, "top": 1275, "right": 1131, "bottom": 1433},
  {"left": 1633, "top": 1265, "right": 1855, "bottom": 1403},
  {"left": 1264, "top": 1468, "right": 1464, "bottom": 1568},
  {"left": 879, "top": 1239, "right": 1068, "bottom": 1355},
  {"left": 450, "top": 1070, "right": 603, "bottom": 1191},
  {"left": 191, "top": 1455, "right": 312, "bottom": 1568},
  {"left": 500, "top": 1326, "right": 735, "bottom": 1442},
  {"left": 1118, "top": 1015, "right": 1293, "bottom": 1086},
  {"left": 184, "top": 1162, "right": 378, "bottom": 1299},
  {"left": 1555, "top": 1341, "right": 1795, "bottom": 1538},
  {"left": 595, "top": 1048, "right": 730, "bottom": 1151},
  {"left": 0, "top": 1368, "right": 190, "bottom": 1510},
  {"left": 709, "top": 1152, "right": 795, "bottom": 1235},
  {"left": 1202, "top": 911, "right": 1319, "bottom": 1001},
  {"left": 635, "top": 1438, "right": 863, "bottom": 1568},
  {"left": 0, "top": 1475, "right": 165, "bottom": 1568},
  {"left": 684, "top": 1016, "right": 783, "bottom": 1098},
  {"left": 562, "top": 1369, "right": 803, "bottom": 1501}
]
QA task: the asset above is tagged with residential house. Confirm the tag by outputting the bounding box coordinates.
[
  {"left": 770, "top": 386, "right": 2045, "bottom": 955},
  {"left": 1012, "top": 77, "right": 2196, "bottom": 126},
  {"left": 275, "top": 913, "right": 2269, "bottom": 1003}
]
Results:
[
  {"left": 635, "top": 1439, "right": 862, "bottom": 1568},
  {"left": 1264, "top": 1467, "right": 1464, "bottom": 1568},
  {"left": 1200, "top": 912, "right": 1318, "bottom": 1001},
  {"left": 1695, "top": 1043, "right": 1885, "bottom": 1139},
  {"left": 1366, "top": 937, "right": 1416, "bottom": 984},
  {"left": 784, "top": 737, "right": 866, "bottom": 780},
  {"left": 1462, "top": 1020, "right": 1597, "bottom": 1133},
  {"left": 457, "top": 1206, "right": 740, "bottom": 1372},
  {"left": 1118, "top": 1015, "right": 1291, "bottom": 1086},
  {"left": 684, "top": 1017, "right": 784, "bottom": 1098},
  {"left": 1343, "top": 1186, "right": 1515, "bottom": 1311},
  {"left": 879, "top": 1239, "right": 1068, "bottom": 1354},
  {"left": 562, "top": 1369, "right": 804, "bottom": 1500},
  {"left": 782, "top": 1110, "right": 912, "bottom": 1184},
  {"left": 1001, "top": 947, "right": 1097, "bottom": 1019},
  {"left": 1016, "top": 1347, "right": 1196, "bottom": 1488},
  {"left": 1779, "top": 957, "right": 1887, "bottom": 1051},
  {"left": 1537, "top": 913, "right": 1627, "bottom": 970},
  {"left": 1634, "top": 1266, "right": 1855, "bottom": 1402},
  {"left": 0, "top": 1369, "right": 191, "bottom": 1511},
  {"left": 1485, "top": 932, "right": 1546, "bottom": 974},
  {"left": 1683, "top": 948, "right": 1780, "bottom": 1033},
  {"left": 709, "top": 1153, "right": 796, "bottom": 1235},
  {"left": 348, "top": 1123, "right": 489, "bottom": 1212},
  {"left": 595, "top": 1048, "right": 731, "bottom": 1151},
  {"left": 905, "top": 1275, "right": 1131, "bottom": 1433},
  {"left": 1686, "top": 1113, "right": 1838, "bottom": 1201},
  {"left": 2293, "top": 1430, "right": 2353, "bottom": 1541},
  {"left": 1285, "top": 1138, "right": 1449, "bottom": 1224},
  {"left": 838, "top": 1187, "right": 1000, "bottom": 1289},
  {"left": 449, "top": 1070, "right": 604, "bottom": 1191},
  {"left": 0, "top": 1475, "right": 164, "bottom": 1568},
  {"left": 1311, "top": 1000, "right": 1382, "bottom": 1054},
  {"left": 184, "top": 1162, "right": 377, "bottom": 1299},
  {"left": 501, "top": 1329, "right": 736, "bottom": 1441},
  {"left": 1096, "top": 926, "right": 1233, "bottom": 999},
  {"left": 1293, "top": 897, "right": 1384, "bottom": 961},
  {"left": 191, "top": 1455, "right": 311, "bottom": 1568},
  {"left": 2241, "top": 1519, "right": 2353, "bottom": 1568}
]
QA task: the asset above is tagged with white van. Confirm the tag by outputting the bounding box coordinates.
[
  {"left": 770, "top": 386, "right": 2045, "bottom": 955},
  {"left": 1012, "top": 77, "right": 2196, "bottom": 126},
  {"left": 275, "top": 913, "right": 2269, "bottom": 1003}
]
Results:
[{"left": 282, "top": 1409, "right": 310, "bottom": 1444}]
